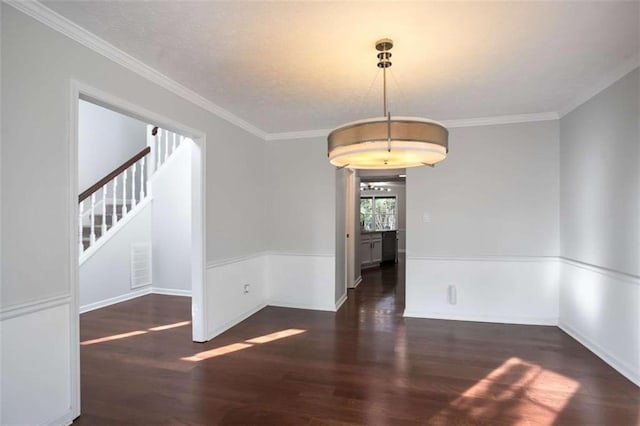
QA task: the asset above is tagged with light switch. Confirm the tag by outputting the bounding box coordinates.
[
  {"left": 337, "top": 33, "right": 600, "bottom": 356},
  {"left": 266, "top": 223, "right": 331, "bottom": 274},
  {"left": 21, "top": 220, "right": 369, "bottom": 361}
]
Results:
[{"left": 422, "top": 213, "right": 431, "bottom": 223}]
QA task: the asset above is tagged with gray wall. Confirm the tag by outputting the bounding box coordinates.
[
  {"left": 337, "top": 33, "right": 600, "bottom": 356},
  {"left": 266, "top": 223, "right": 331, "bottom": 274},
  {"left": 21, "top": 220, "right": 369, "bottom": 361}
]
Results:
[
  {"left": 558, "top": 67, "right": 639, "bottom": 385},
  {"left": 408, "top": 120, "right": 560, "bottom": 257},
  {"left": 78, "top": 100, "right": 147, "bottom": 192},
  {"left": 266, "top": 136, "right": 335, "bottom": 255},
  {"left": 1, "top": 7, "right": 268, "bottom": 422},
  {"left": 1, "top": 5, "right": 267, "bottom": 308},
  {"left": 560, "top": 68, "right": 639, "bottom": 276}
]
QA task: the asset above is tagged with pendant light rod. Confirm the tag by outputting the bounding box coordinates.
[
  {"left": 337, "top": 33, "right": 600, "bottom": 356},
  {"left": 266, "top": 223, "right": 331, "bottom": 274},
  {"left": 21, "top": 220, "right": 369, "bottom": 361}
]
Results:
[
  {"left": 376, "top": 38, "right": 393, "bottom": 116},
  {"left": 383, "top": 64, "right": 388, "bottom": 116}
]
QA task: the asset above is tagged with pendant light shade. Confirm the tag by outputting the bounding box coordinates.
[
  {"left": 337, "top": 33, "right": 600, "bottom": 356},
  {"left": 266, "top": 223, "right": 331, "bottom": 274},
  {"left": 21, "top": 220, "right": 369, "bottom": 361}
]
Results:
[
  {"left": 327, "top": 39, "right": 449, "bottom": 169},
  {"left": 328, "top": 116, "right": 448, "bottom": 169}
]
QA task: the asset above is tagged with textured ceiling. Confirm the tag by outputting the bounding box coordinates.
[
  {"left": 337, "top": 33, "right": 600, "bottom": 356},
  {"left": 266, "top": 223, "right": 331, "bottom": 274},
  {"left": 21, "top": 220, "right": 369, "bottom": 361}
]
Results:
[{"left": 43, "top": 1, "right": 639, "bottom": 134}]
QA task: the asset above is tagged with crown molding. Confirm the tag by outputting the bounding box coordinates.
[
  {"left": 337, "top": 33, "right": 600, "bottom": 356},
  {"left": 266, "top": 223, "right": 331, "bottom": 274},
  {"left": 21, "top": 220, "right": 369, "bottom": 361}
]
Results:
[
  {"left": 264, "top": 112, "right": 559, "bottom": 141},
  {"left": 440, "top": 112, "right": 560, "bottom": 128},
  {"left": 4, "top": 0, "right": 268, "bottom": 140},
  {"left": 265, "top": 128, "right": 331, "bottom": 141},
  {"left": 558, "top": 54, "right": 640, "bottom": 118}
]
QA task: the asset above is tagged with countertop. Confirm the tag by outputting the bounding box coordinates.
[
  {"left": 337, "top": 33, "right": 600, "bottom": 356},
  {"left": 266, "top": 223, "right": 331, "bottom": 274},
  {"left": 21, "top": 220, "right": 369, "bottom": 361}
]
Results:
[{"left": 361, "top": 230, "right": 397, "bottom": 234}]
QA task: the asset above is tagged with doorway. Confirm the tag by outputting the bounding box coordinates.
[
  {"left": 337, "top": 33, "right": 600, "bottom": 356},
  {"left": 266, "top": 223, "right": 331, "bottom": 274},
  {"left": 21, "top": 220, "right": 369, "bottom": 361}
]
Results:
[
  {"left": 336, "top": 168, "right": 407, "bottom": 309},
  {"left": 69, "top": 81, "right": 207, "bottom": 417}
]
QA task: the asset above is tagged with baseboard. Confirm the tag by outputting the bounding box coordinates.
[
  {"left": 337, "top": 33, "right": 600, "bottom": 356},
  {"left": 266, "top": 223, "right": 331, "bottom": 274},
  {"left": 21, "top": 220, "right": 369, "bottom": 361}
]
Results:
[
  {"left": 268, "top": 300, "right": 337, "bottom": 312},
  {"left": 403, "top": 310, "right": 558, "bottom": 326},
  {"left": 79, "top": 287, "right": 152, "bottom": 314},
  {"left": 349, "top": 276, "right": 362, "bottom": 289},
  {"left": 152, "top": 288, "right": 192, "bottom": 297},
  {"left": 44, "top": 407, "right": 75, "bottom": 426},
  {"left": 335, "top": 293, "right": 348, "bottom": 311},
  {"left": 207, "top": 303, "right": 267, "bottom": 340},
  {"left": 559, "top": 322, "right": 640, "bottom": 387}
]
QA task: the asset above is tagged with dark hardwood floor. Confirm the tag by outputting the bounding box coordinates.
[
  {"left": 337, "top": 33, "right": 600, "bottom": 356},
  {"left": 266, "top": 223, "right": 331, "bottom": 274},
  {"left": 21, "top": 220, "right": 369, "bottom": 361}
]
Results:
[{"left": 77, "top": 260, "right": 639, "bottom": 425}]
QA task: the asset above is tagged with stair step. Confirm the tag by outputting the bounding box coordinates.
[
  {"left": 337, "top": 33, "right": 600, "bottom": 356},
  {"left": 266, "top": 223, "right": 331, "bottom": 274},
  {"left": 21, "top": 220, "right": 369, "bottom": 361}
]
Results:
[
  {"left": 104, "top": 203, "right": 132, "bottom": 215},
  {"left": 80, "top": 200, "right": 145, "bottom": 252},
  {"left": 82, "top": 227, "right": 104, "bottom": 239}
]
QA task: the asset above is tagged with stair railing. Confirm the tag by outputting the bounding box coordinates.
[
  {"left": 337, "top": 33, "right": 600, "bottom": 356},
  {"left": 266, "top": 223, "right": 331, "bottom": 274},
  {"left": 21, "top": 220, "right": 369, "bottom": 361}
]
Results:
[
  {"left": 78, "top": 146, "right": 150, "bottom": 254},
  {"left": 147, "top": 125, "right": 185, "bottom": 176}
]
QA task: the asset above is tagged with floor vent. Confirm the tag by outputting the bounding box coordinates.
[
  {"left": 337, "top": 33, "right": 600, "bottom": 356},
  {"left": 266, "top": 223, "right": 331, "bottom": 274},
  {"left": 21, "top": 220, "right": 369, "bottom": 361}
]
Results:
[{"left": 131, "top": 243, "right": 152, "bottom": 289}]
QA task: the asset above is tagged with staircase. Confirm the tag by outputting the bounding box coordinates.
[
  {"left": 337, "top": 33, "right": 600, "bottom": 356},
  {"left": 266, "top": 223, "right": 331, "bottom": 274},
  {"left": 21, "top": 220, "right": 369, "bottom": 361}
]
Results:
[
  {"left": 79, "top": 126, "right": 185, "bottom": 257},
  {"left": 81, "top": 203, "right": 130, "bottom": 250}
]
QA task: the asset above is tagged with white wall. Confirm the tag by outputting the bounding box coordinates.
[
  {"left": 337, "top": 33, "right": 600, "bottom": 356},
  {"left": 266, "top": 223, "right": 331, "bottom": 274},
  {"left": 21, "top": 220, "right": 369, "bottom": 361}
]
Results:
[
  {"left": 1, "top": 6, "right": 267, "bottom": 424},
  {"left": 559, "top": 68, "right": 639, "bottom": 385},
  {"left": 78, "top": 99, "right": 147, "bottom": 192},
  {"left": 1, "top": 302, "right": 72, "bottom": 426},
  {"left": 405, "top": 257, "right": 559, "bottom": 324},
  {"left": 79, "top": 201, "right": 152, "bottom": 312},
  {"left": 265, "top": 136, "right": 337, "bottom": 309},
  {"left": 405, "top": 120, "right": 560, "bottom": 324},
  {"left": 267, "top": 253, "right": 336, "bottom": 311},
  {"left": 151, "top": 142, "right": 192, "bottom": 294},
  {"left": 207, "top": 254, "right": 267, "bottom": 339}
]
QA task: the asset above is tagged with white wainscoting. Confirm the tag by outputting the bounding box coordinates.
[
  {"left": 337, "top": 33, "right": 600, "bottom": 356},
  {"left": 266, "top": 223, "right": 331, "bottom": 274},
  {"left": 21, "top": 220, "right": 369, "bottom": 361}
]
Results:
[
  {"left": 558, "top": 258, "right": 640, "bottom": 386},
  {"left": 205, "top": 253, "right": 268, "bottom": 340},
  {"left": 266, "top": 252, "right": 337, "bottom": 312},
  {"left": 1, "top": 297, "right": 76, "bottom": 426},
  {"left": 404, "top": 256, "right": 559, "bottom": 325}
]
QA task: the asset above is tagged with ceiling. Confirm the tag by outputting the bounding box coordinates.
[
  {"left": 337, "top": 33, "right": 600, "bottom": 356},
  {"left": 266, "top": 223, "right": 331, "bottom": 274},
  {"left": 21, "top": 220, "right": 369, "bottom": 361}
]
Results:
[{"left": 43, "top": 1, "right": 639, "bottom": 135}]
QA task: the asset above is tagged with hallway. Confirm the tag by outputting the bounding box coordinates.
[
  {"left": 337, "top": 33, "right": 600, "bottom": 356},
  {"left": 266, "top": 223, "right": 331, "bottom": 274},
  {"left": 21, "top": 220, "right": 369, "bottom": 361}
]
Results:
[{"left": 77, "top": 261, "right": 639, "bottom": 425}]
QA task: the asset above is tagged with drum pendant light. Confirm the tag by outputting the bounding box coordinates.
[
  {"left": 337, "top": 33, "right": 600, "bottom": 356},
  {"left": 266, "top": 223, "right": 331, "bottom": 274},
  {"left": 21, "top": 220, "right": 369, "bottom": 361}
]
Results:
[{"left": 327, "top": 39, "right": 449, "bottom": 169}]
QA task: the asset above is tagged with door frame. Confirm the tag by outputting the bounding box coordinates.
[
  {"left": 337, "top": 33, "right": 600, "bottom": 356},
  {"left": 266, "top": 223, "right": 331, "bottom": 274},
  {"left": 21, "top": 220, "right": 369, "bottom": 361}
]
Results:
[
  {"left": 345, "top": 169, "right": 357, "bottom": 289},
  {"left": 68, "top": 80, "right": 208, "bottom": 417}
]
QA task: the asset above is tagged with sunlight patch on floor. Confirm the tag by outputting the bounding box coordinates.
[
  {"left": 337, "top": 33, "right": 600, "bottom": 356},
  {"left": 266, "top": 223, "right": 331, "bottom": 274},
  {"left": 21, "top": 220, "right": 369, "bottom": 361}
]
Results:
[
  {"left": 181, "top": 343, "right": 254, "bottom": 361},
  {"left": 245, "top": 328, "right": 306, "bottom": 344},
  {"left": 81, "top": 330, "right": 148, "bottom": 345},
  {"left": 81, "top": 321, "right": 192, "bottom": 345},
  {"left": 148, "top": 320, "right": 192, "bottom": 331},
  {"left": 181, "top": 328, "right": 307, "bottom": 362},
  {"left": 429, "top": 357, "right": 580, "bottom": 424}
]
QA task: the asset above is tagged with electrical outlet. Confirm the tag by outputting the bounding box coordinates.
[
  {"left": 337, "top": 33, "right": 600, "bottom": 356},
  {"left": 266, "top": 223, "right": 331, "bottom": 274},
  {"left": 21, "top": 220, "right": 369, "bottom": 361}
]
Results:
[
  {"left": 448, "top": 285, "right": 457, "bottom": 305},
  {"left": 243, "top": 284, "right": 250, "bottom": 294}
]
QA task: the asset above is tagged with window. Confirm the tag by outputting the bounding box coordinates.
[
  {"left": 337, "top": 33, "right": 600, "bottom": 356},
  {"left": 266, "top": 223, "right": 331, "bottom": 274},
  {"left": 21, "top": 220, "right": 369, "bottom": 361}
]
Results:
[{"left": 360, "top": 196, "right": 397, "bottom": 231}]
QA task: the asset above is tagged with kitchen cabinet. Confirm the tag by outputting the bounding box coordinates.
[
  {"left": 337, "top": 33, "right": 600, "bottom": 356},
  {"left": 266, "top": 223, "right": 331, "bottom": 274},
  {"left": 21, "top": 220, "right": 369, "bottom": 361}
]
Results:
[{"left": 361, "top": 232, "right": 382, "bottom": 267}]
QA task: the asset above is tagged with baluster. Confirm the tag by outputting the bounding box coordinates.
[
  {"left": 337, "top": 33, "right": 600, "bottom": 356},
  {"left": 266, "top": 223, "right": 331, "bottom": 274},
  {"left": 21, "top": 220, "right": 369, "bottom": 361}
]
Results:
[
  {"left": 139, "top": 157, "right": 146, "bottom": 200},
  {"left": 164, "top": 130, "right": 169, "bottom": 162},
  {"left": 89, "top": 193, "right": 96, "bottom": 246},
  {"left": 112, "top": 176, "right": 118, "bottom": 226},
  {"left": 172, "top": 132, "right": 177, "bottom": 153},
  {"left": 131, "top": 163, "right": 137, "bottom": 209},
  {"left": 122, "top": 169, "right": 128, "bottom": 216},
  {"left": 146, "top": 124, "right": 156, "bottom": 177},
  {"left": 101, "top": 185, "right": 107, "bottom": 235},
  {"left": 156, "top": 128, "right": 162, "bottom": 171},
  {"left": 79, "top": 200, "right": 84, "bottom": 253}
]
